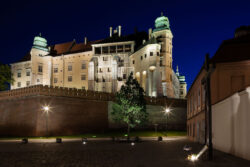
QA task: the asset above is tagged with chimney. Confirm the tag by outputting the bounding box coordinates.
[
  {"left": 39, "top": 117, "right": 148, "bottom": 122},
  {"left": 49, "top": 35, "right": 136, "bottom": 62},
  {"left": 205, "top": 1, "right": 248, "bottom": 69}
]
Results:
[
  {"left": 110, "top": 27, "right": 113, "bottom": 37},
  {"left": 84, "top": 37, "right": 87, "bottom": 45},
  {"left": 148, "top": 28, "right": 152, "bottom": 40},
  {"left": 118, "top": 25, "right": 121, "bottom": 37}
]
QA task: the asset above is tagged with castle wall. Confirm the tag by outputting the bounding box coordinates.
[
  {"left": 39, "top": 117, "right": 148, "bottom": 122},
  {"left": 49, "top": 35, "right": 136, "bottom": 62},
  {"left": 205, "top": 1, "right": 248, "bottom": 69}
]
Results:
[{"left": 0, "top": 85, "right": 186, "bottom": 136}]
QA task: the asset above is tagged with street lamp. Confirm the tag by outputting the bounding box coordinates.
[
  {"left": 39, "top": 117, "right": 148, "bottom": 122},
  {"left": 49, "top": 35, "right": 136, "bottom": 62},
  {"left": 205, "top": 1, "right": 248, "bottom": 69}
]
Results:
[
  {"left": 163, "top": 107, "right": 171, "bottom": 136},
  {"left": 42, "top": 106, "right": 50, "bottom": 137}
]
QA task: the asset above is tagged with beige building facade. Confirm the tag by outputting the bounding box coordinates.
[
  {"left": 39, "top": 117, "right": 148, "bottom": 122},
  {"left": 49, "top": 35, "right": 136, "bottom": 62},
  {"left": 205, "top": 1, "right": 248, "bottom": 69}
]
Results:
[{"left": 11, "top": 14, "right": 187, "bottom": 98}]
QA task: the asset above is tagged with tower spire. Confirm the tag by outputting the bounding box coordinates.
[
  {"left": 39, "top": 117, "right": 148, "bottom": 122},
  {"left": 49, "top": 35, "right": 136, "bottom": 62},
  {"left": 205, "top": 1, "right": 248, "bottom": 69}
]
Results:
[{"left": 176, "top": 65, "right": 180, "bottom": 76}]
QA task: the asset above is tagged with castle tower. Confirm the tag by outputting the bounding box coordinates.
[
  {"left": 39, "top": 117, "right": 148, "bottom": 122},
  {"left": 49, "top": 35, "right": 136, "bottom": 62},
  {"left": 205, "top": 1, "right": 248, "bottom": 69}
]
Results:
[
  {"left": 176, "top": 65, "right": 187, "bottom": 98},
  {"left": 30, "top": 34, "right": 52, "bottom": 86},
  {"left": 152, "top": 12, "right": 174, "bottom": 97}
]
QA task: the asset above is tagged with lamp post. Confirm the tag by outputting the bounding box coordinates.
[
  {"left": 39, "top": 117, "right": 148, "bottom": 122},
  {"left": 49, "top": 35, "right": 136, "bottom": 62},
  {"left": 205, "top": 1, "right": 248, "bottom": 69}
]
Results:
[
  {"left": 43, "top": 106, "right": 49, "bottom": 137},
  {"left": 164, "top": 108, "right": 170, "bottom": 136}
]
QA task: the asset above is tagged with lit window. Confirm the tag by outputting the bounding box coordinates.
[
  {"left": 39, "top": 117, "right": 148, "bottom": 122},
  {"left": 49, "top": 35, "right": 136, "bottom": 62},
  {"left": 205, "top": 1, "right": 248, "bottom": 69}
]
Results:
[
  {"left": 125, "top": 44, "right": 131, "bottom": 52},
  {"left": 17, "top": 82, "right": 21, "bottom": 87},
  {"left": 26, "top": 81, "right": 30, "bottom": 86},
  {"left": 38, "top": 65, "right": 43, "bottom": 73},
  {"left": 117, "top": 45, "right": 123, "bottom": 53},
  {"left": 54, "top": 68, "right": 58, "bottom": 73},
  {"left": 81, "top": 74, "right": 86, "bottom": 80},
  {"left": 68, "top": 65, "right": 72, "bottom": 71},
  {"left": 54, "top": 78, "right": 58, "bottom": 83},
  {"left": 68, "top": 76, "right": 72, "bottom": 82}
]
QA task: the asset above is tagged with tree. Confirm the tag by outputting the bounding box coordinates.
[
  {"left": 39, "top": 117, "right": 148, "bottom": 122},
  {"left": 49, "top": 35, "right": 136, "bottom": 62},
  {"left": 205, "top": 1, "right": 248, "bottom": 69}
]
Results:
[
  {"left": 0, "top": 63, "right": 14, "bottom": 91},
  {"left": 111, "top": 72, "right": 148, "bottom": 138}
]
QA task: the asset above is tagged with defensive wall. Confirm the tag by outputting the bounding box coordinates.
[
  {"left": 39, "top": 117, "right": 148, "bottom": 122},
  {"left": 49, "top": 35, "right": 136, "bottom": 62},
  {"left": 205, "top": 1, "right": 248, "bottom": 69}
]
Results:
[{"left": 0, "top": 85, "right": 186, "bottom": 137}]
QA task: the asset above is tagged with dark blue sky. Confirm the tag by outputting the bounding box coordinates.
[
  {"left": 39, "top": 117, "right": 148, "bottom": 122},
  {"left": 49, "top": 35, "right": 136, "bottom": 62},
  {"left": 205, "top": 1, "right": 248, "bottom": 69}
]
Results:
[{"left": 1, "top": 0, "right": 250, "bottom": 90}]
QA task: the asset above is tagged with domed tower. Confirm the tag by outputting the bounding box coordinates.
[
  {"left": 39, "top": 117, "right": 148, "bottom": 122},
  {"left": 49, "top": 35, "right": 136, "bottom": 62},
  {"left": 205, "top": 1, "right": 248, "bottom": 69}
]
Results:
[
  {"left": 152, "top": 12, "right": 174, "bottom": 97},
  {"left": 30, "top": 33, "right": 52, "bottom": 86},
  {"left": 176, "top": 65, "right": 187, "bottom": 98},
  {"left": 32, "top": 33, "right": 49, "bottom": 52}
]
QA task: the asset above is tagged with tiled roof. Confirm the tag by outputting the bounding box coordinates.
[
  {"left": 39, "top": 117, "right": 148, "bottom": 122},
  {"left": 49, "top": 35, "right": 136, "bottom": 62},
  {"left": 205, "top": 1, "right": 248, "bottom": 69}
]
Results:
[
  {"left": 211, "top": 34, "right": 250, "bottom": 63},
  {"left": 96, "top": 31, "right": 148, "bottom": 50},
  {"left": 50, "top": 41, "right": 75, "bottom": 56}
]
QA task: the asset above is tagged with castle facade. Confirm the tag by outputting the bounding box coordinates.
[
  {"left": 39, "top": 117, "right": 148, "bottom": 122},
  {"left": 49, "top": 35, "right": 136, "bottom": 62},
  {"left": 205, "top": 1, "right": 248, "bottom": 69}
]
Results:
[{"left": 11, "top": 14, "right": 187, "bottom": 98}]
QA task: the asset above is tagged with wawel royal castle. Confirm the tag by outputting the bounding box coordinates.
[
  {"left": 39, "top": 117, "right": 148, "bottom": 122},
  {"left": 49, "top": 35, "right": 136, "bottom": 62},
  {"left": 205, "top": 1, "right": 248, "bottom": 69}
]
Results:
[{"left": 11, "top": 13, "right": 187, "bottom": 98}]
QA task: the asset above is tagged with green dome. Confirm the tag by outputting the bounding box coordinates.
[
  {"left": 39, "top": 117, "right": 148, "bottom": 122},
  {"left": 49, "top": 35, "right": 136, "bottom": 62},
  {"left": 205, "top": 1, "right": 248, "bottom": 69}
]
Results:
[
  {"left": 32, "top": 34, "right": 48, "bottom": 52},
  {"left": 153, "top": 13, "right": 170, "bottom": 32}
]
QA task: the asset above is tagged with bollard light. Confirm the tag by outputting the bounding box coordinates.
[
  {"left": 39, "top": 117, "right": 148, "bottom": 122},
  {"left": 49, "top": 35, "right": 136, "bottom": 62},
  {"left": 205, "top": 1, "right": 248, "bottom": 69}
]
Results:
[{"left": 56, "top": 138, "right": 62, "bottom": 143}]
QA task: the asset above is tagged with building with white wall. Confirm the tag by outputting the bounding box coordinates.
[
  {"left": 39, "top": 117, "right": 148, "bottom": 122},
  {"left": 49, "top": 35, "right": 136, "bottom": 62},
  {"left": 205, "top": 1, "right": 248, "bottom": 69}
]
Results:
[{"left": 10, "top": 13, "right": 187, "bottom": 98}]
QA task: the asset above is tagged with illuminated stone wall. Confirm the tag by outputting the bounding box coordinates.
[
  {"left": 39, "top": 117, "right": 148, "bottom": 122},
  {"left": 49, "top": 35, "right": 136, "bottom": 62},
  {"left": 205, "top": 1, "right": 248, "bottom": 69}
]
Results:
[
  {"left": 0, "top": 95, "right": 109, "bottom": 137},
  {"left": 0, "top": 85, "right": 186, "bottom": 136}
]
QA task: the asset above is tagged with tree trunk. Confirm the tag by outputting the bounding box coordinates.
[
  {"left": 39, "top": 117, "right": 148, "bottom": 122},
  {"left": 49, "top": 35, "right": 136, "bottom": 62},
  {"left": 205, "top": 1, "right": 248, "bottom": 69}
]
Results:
[{"left": 127, "top": 124, "right": 130, "bottom": 141}]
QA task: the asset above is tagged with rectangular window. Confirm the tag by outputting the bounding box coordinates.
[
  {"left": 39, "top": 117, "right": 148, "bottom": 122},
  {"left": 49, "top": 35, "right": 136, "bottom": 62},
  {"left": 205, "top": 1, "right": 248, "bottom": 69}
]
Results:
[
  {"left": 26, "top": 81, "right": 30, "bottom": 86},
  {"left": 54, "top": 68, "right": 58, "bottom": 73},
  {"left": 103, "top": 57, "right": 108, "bottom": 61},
  {"left": 17, "top": 71, "right": 21, "bottom": 78},
  {"left": 123, "top": 74, "right": 126, "bottom": 79},
  {"left": 144, "top": 54, "right": 147, "bottom": 58},
  {"left": 38, "top": 65, "right": 43, "bottom": 73},
  {"left": 198, "top": 89, "right": 201, "bottom": 107},
  {"left": 68, "top": 65, "right": 72, "bottom": 71},
  {"left": 37, "top": 79, "right": 40, "bottom": 83},
  {"left": 26, "top": 70, "right": 30, "bottom": 76},
  {"left": 82, "top": 86, "right": 85, "bottom": 90},
  {"left": 141, "top": 56, "right": 143, "bottom": 60},
  {"left": 125, "top": 44, "right": 131, "bottom": 52},
  {"left": 160, "top": 60, "right": 163, "bottom": 66},
  {"left": 110, "top": 46, "right": 116, "bottom": 53},
  {"left": 54, "top": 78, "right": 58, "bottom": 83},
  {"left": 68, "top": 76, "right": 72, "bottom": 82},
  {"left": 99, "top": 68, "right": 102, "bottom": 73},
  {"left": 17, "top": 82, "right": 21, "bottom": 87},
  {"left": 95, "top": 47, "right": 101, "bottom": 54},
  {"left": 81, "top": 74, "right": 86, "bottom": 80},
  {"left": 132, "top": 60, "right": 135, "bottom": 64},
  {"left": 82, "top": 61, "right": 86, "bottom": 69},
  {"left": 108, "top": 68, "right": 111, "bottom": 72},
  {"left": 157, "top": 52, "right": 160, "bottom": 56},
  {"left": 150, "top": 52, "right": 153, "bottom": 56},
  {"left": 117, "top": 45, "right": 123, "bottom": 53},
  {"left": 102, "top": 46, "right": 109, "bottom": 54}
]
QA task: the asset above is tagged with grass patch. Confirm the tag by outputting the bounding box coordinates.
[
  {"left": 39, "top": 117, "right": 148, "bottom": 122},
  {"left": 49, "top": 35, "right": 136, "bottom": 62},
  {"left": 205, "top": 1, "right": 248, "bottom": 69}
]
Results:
[{"left": 0, "top": 130, "right": 186, "bottom": 140}]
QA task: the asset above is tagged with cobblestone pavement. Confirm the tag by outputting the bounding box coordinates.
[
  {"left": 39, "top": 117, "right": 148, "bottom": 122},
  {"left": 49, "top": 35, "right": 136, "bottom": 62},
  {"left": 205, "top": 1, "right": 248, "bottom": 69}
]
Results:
[{"left": 0, "top": 138, "right": 249, "bottom": 167}]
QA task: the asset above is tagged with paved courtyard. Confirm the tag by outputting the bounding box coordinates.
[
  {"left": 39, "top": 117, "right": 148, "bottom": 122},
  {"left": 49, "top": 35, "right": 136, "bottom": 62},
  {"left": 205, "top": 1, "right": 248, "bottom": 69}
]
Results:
[{"left": 0, "top": 138, "right": 249, "bottom": 167}]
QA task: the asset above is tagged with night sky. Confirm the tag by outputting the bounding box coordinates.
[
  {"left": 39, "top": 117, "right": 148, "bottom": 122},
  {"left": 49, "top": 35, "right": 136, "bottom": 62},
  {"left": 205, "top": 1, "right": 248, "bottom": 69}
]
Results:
[{"left": 1, "top": 0, "right": 250, "bottom": 90}]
